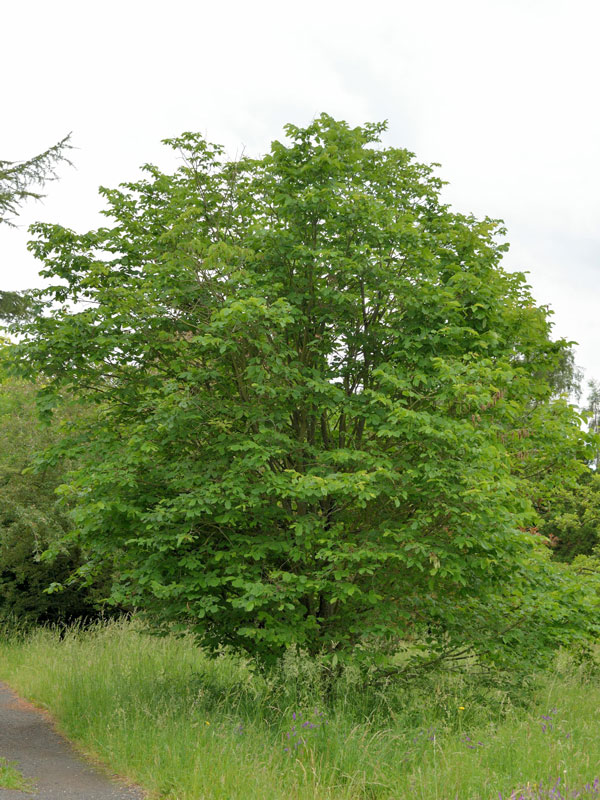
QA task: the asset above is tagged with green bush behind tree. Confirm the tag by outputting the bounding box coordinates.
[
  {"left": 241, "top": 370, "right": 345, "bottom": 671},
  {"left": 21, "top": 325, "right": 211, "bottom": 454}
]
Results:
[
  {"left": 536, "top": 382, "right": 600, "bottom": 563},
  {"left": 0, "top": 349, "right": 106, "bottom": 623},
  {"left": 12, "top": 115, "right": 600, "bottom": 667}
]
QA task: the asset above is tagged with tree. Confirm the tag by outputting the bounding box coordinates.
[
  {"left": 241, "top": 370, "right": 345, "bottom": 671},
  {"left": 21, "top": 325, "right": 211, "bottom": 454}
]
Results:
[
  {"left": 13, "top": 115, "right": 598, "bottom": 664},
  {"left": 548, "top": 346, "right": 583, "bottom": 400},
  {"left": 0, "top": 291, "right": 37, "bottom": 323},
  {"left": 0, "top": 135, "right": 71, "bottom": 322},
  {"left": 539, "top": 470, "right": 600, "bottom": 561},
  {"left": 0, "top": 341, "right": 106, "bottom": 623},
  {"left": 536, "top": 380, "right": 600, "bottom": 563},
  {"left": 587, "top": 380, "right": 600, "bottom": 432},
  {"left": 584, "top": 379, "right": 600, "bottom": 470},
  {"left": 0, "top": 134, "right": 71, "bottom": 226}
]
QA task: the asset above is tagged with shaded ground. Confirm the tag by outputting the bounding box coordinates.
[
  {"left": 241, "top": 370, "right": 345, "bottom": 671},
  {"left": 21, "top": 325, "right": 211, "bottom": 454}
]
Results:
[{"left": 0, "top": 683, "right": 145, "bottom": 799}]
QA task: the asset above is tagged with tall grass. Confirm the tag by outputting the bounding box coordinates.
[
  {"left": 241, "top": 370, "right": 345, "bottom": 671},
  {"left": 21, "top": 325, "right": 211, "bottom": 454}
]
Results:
[{"left": 0, "top": 619, "right": 598, "bottom": 799}]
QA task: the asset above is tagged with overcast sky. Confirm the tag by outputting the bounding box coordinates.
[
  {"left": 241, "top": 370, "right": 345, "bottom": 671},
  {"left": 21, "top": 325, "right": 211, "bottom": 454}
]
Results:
[{"left": 2, "top": 0, "right": 599, "bottom": 387}]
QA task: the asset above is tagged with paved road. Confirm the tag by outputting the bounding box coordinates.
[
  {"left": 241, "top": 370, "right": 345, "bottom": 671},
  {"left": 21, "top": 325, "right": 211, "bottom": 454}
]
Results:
[{"left": 0, "top": 682, "right": 145, "bottom": 799}]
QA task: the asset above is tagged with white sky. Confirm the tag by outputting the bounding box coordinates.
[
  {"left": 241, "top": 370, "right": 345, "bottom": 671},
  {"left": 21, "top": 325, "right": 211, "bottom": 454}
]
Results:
[{"left": 2, "top": 0, "right": 599, "bottom": 386}]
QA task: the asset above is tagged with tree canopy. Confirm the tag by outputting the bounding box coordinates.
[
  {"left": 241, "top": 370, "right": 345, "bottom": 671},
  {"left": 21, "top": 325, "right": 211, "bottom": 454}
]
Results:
[
  {"left": 13, "top": 115, "right": 599, "bottom": 665},
  {"left": 0, "top": 134, "right": 71, "bottom": 226},
  {"left": 0, "top": 134, "right": 71, "bottom": 322}
]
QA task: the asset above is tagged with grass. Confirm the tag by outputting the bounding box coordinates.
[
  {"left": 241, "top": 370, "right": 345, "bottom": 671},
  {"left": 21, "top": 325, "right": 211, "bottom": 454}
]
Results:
[
  {"left": 0, "top": 619, "right": 599, "bottom": 799},
  {"left": 0, "top": 757, "right": 33, "bottom": 792}
]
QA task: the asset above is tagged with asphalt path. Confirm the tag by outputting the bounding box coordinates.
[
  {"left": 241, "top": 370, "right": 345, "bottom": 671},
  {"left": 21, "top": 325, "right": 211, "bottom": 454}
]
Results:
[{"left": 0, "top": 682, "right": 145, "bottom": 799}]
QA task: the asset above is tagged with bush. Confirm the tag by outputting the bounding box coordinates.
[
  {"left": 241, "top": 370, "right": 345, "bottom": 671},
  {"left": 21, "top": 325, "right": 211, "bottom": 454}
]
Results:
[{"left": 0, "top": 369, "right": 107, "bottom": 622}]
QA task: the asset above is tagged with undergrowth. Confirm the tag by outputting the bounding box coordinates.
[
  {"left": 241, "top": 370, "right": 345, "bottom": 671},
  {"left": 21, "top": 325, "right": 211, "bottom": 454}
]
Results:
[{"left": 0, "top": 618, "right": 598, "bottom": 799}]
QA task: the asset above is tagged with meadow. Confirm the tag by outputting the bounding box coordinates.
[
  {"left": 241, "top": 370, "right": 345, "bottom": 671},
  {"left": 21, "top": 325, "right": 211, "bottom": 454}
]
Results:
[{"left": 0, "top": 619, "right": 599, "bottom": 799}]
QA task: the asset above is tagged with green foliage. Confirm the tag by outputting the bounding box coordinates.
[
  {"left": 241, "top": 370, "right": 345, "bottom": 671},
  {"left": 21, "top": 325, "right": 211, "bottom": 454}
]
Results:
[
  {"left": 0, "top": 351, "right": 105, "bottom": 622},
  {"left": 0, "top": 289, "right": 35, "bottom": 322},
  {"left": 538, "top": 470, "right": 600, "bottom": 562},
  {"left": 0, "top": 134, "right": 71, "bottom": 226},
  {"left": 585, "top": 380, "right": 600, "bottom": 435},
  {"left": 1, "top": 134, "right": 71, "bottom": 325},
  {"left": 584, "top": 379, "right": 600, "bottom": 469},
  {"left": 13, "top": 115, "right": 598, "bottom": 664},
  {"left": 546, "top": 346, "right": 583, "bottom": 401},
  {"left": 536, "top": 379, "right": 600, "bottom": 563}
]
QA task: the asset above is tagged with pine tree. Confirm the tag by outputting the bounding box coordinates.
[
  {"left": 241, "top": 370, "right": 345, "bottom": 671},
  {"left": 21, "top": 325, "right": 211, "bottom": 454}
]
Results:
[{"left": 0, "top": 135, "right": 71, "bottom": 321}]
